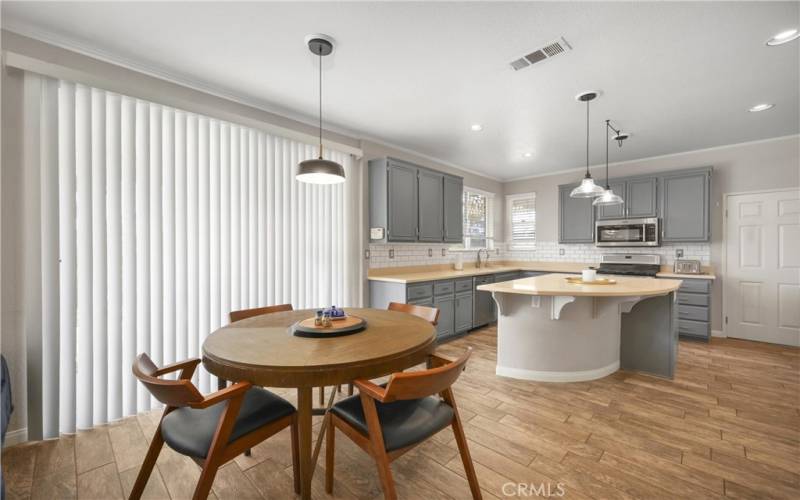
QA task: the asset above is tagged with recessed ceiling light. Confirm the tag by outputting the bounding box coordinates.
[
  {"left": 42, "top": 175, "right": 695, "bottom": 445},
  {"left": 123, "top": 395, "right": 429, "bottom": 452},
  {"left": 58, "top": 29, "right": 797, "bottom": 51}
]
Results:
[
  {"left": 748, "top": 103, "right": 775, "bottom": 112},
  {"left": 767, "top": 28, "right": 799, "bottom": 46},
  {"left": 522, "top": 152, "right": 533, "bottom": 158},
  {"left": 470, "top": 124, "right": 483, "bottom": 132}
]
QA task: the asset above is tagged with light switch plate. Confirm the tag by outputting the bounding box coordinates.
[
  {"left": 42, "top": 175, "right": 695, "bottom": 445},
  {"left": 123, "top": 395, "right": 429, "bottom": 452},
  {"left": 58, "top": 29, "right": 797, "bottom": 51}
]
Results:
[
  {"left": 676, "top": 248, "right": 684, "bottom": 258},
  {"left": 370, "top": 227, "right": 385, "bottom": 240}
]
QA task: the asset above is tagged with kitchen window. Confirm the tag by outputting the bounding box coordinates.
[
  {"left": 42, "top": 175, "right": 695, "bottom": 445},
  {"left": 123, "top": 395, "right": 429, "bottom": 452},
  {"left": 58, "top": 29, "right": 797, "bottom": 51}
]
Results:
[
  {"left": 461, "top": 187, "right": 494, "bottom": 249},
  {"left": 506, "top": 192, "right": 536, "bottom": 249}
]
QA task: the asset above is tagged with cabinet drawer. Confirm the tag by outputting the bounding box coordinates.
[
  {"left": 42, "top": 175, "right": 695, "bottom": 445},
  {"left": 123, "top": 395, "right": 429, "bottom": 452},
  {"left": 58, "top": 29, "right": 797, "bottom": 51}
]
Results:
[
  {"left": 678, "top": 319, "right": 710, "bottom": 338},
  {"left": 455, "top": 278, "right": 473, "bottom": 293},
  {"left": 679, "top": 304, "right": 709, "bottom": 322},
  {"left": 521, "top": 271, "right": 546, "bottom": 278},
  {"left": 433, "top": 280, "right": 455, "bottom": 296},
  {"left": 473, "top": 275, "right": 494, "bottom": 287},
  {"left": 679, "top": 279, "right": 710, "bottom": 294},
  {"left": 677, "top": 292, "right": 710, "bottom": 306},
  {"left": 406, "top": 283, "right": 433, "bottom": 301}
]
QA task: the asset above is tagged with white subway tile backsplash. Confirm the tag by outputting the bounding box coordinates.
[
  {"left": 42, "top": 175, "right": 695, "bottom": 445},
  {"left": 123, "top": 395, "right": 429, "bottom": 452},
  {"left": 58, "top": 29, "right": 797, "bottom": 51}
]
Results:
[{"left": 368, "top": 241, "right": 710, "bottom": 269}]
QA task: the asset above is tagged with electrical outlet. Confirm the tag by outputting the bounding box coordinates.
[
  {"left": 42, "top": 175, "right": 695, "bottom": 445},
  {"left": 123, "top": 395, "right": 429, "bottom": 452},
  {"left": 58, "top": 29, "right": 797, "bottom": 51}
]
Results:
[
  {"left": 495, "top": 248, "right": 500, "bottom": 255},
  {"left": 364, "top": 249, "right": 370, "bottom": 260},
  {"left": 676, "top": 249, "right": 684, "bottom": 258},
  {"left": 389, "top": 248, "right": 395, "bottom": 259},
  {"left": 441, "top": 248, "right": 446, "bottom": 257},
  {"left": 559, "top": 248, "right": 565, "bottom": 256},
  {"left": 428, "top": 248, "right": 433, "bottom": 257}
]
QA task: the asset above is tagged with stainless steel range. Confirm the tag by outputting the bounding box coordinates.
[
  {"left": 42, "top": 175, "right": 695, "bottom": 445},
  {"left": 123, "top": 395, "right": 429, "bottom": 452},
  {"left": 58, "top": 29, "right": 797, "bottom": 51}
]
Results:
[{"left": 597, "top": 254, "right": 661, "bottom": 277}]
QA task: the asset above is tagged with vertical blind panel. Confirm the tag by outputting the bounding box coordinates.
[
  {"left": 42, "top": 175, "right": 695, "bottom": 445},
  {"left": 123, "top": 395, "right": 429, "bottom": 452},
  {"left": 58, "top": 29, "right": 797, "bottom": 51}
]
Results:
[{"left": 33, "top": 77, "right": 359, "bottom": 434}]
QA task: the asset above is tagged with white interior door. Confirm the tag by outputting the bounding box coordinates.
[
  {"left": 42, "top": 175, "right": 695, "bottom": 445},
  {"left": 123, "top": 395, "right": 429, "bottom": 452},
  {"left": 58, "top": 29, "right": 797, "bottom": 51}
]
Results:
[{"left": 725, "top": 189, "right": 800, "bottom": 346}]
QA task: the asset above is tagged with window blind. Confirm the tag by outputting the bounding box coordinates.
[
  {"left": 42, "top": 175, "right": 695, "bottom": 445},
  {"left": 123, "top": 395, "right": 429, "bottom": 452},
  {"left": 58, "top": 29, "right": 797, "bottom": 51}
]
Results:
[
  {"left": 509, "top": 194, "right": 536, "bottom": 246},
  {"left": 22, "top": 74, "right": 361, "bottom": 437}
]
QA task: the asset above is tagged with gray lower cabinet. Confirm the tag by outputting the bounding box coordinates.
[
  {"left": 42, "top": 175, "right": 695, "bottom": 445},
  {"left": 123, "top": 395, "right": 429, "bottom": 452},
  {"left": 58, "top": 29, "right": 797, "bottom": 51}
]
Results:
[
  {"left": 418, "top": 169, "right": 444, "bottom": 242},
  {"left": 661, "top": 167, "right": 711, "bottom": 242},
  {"left": 495, "top": 271, "right": 521, "bottom": 283},
  {"left": 454, "top": 291, "right": 473, "bottom": 333},
  {"left": 443, "top": 175, "right": 464, "bottom": 243},
  {"left": 558, "top": 184, "right": 595, "bottom": 243},
  {"left": 433, "top": 294, "right": 455, "bottom": 338},
  {"left": 473, "top": 275, "right": 496, "bottom": 327},
  {"left": 660, "top": 277, "right": 711, "bottom": 341}
]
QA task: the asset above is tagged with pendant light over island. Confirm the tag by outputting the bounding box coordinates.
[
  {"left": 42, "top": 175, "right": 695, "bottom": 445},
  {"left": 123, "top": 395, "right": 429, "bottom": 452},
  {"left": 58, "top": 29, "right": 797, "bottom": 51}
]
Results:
[
  {"left": 593, "top": 120, "right": 628, "bottom": 207},
  {"left": 570, "top": 91, "right": 605, "bottom": 198}
]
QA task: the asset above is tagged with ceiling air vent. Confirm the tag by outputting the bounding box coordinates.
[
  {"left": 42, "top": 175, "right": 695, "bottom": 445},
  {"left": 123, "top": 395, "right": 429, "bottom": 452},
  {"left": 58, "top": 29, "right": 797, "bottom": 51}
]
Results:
[{"left": 509, "top": 37, "right": 572, "bottom": 71}]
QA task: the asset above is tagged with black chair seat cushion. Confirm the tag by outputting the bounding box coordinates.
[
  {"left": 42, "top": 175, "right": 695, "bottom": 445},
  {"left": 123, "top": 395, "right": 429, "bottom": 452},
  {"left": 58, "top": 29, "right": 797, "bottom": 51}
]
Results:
[
  {"left": 161, "top": 387, "right": 295, "bottom": 459},
  {"left": 331, "top": 394, "right": 454, "bottom": 452}
]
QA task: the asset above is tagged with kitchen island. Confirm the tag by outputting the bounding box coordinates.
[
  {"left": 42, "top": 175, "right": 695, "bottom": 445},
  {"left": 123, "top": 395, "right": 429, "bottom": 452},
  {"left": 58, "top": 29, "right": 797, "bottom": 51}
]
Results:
[{"left": 477, "top": 273, "right": 683, "bottom": 382}]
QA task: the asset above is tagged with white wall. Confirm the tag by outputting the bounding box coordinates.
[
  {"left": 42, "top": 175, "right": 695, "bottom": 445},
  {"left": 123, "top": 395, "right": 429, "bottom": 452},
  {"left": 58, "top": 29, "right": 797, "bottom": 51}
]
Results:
[{"left": 505, "top": 135, "right": 800, "bottom": 332}]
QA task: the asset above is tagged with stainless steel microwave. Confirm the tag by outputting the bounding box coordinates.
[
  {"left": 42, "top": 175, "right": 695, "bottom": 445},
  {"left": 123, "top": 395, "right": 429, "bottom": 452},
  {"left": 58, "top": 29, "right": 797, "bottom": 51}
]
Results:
[{"left": 595, "top": 218, "right": 660, "bottom": 247}]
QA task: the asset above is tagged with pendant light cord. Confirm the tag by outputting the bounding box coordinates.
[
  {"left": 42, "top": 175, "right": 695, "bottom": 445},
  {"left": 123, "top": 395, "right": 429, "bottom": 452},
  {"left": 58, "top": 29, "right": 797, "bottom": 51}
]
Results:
[
  {"left": 318, "top": 47, "right": 323, "bottom": 159},
  {"left": 585, "top": 99, "right": 590, "bottom": 178},
  {"left": 605, "top": 119, "right": 610, "bottom": 189}
]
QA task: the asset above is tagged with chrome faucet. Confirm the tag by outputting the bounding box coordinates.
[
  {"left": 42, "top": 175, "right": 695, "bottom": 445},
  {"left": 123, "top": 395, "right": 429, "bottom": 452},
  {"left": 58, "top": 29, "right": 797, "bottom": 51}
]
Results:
[{"left": 476, "top": 249, "right": 490, "bottom": 268}]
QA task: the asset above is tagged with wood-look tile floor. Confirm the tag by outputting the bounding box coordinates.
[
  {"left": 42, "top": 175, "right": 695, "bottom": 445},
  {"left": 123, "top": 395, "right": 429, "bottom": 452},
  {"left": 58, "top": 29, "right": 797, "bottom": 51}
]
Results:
[{"left": 3, "top": 326, "right": 799, "bottom": 499}]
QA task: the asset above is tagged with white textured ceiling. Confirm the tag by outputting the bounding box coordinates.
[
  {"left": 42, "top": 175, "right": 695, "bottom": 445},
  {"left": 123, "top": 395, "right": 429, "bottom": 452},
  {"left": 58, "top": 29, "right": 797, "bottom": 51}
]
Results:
[{"left": 2, "top": 1, "right": 799, "bottom": 180}]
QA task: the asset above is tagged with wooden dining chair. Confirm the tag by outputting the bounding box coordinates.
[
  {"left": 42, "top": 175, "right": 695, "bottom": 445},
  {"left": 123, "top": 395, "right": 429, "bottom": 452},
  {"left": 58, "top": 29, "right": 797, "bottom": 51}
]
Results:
[
  {"left": 130, "top": 353, "right": 299, "bottom": 500},
  {"left": 325, "top": 347, "right": 480, "bottom": 500},
  {"left": 229, "top": 303, "right": 294, "bottom": 323},
  {"left": 387, "top": 301, "right": 440, "bottom": 326}
]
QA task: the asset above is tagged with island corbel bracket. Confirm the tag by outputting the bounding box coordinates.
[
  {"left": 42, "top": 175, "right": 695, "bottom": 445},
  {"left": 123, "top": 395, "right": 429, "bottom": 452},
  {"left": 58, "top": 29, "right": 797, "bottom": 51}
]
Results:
[{"left": 551, "top": 296, "right": 576, "bottom": 320}]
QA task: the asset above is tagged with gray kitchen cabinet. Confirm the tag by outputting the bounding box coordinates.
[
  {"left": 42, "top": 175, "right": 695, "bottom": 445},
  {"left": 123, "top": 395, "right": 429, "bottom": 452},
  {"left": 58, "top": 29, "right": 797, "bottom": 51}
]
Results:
[
  {"left": 495, "top": 271, "right": 521, "bottom": 283},
  {"left": 596, "top": 181, "right": 627, "bottom": 220},
  {"left": 454, "top": 291, "right": 473, "bottom": 333},
  {"left": 595, "top": 177, "right": 657, "bottom": 220},
  {"left": 369, "top": 157, "right": 463, "bottom": 243},
  {"left": 558, "top": 184, "right": 595, "bottom": 243},
  {"left": 443, "top": 175, "right": 464, "bottom": 243},
  {"left": 473, "top": 275, "right": 496, "bottom": 327},
  {"left": 387, "top": 161, "right": 418, "bottom": 241},
  {"left": 433, "top": 295, "right": 455, "bottom": 338},
  {"left": 659, "top": 277, "right": 711, "bottom": 341},
  {"left": 626, "top": 177, "right": 658, "bottom": 218},
  {"left": 660, "top": 168, "right": 711, "bottom": 242},
  {"left": 418, "top": 170, "right": 444, "bottom": 242}
]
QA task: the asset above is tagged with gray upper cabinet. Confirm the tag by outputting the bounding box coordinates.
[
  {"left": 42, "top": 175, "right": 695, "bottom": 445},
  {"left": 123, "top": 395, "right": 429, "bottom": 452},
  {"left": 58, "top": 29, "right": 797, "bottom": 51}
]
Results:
[
  {"left": 387, "top": 162, "right": 418, "bottom": 241},
  {"left": 369, "top": 157, "right": 463, "bottom": 244},
  {"left": 660, "top": 168, "right": 711, "bottom": 242},
  {"left": 595, "top": 177, "right": 658, "bottom": 220},
  {"left": 626, "top": 177, "right": 658, "bottom": 218},
  {"left": 443, "top": 175, "right": 463, "bottom": 243},
  {"left": 418, "top": 170, "right": 444, "bottom": 242},
  {"left": 596, "top": 180, "right": 627, "bottom": 220},
  {"left": 559, "top": 184, "right": 595, "bottom": 243}
]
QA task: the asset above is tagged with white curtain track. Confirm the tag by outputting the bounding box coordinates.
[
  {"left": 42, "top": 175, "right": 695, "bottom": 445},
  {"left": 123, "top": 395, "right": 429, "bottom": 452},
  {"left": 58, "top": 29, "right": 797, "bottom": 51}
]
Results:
[{"left": 21, "top": 73, "right": 361, "bottom": 438}]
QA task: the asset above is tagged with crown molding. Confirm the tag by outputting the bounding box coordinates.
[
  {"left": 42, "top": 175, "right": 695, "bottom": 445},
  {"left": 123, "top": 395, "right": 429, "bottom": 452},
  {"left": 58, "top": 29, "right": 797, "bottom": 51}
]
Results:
[{"left": 504, "top": 134, "right": 800, "bottom": 183}]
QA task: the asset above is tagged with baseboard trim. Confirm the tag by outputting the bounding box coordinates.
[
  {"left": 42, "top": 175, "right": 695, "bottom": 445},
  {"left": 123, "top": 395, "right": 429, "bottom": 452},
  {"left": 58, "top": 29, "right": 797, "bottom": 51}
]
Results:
[
  {"left": 3, "top": 427, "right": 28, "bottom": 448},
  {"left": 712, "top": 329, "right": 726, "bottom": 338},
  {"left": 496, "top": 361, "right": 620, "bottom": 382}
]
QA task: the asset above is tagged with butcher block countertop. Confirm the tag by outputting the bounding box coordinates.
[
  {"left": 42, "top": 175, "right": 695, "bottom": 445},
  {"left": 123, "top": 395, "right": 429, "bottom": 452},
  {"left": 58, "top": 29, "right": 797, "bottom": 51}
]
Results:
[
  {"left": 367, "top": 261, "right": 715, "bottom": 284},
  {"left": 476, "top": 273, "right": 683, "bottom": 297}
]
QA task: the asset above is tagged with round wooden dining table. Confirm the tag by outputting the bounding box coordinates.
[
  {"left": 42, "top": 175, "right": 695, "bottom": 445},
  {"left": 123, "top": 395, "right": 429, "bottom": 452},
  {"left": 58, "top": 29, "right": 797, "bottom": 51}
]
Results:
[{"left": 202, "top": 307, "right": 437, "bottom": 500}]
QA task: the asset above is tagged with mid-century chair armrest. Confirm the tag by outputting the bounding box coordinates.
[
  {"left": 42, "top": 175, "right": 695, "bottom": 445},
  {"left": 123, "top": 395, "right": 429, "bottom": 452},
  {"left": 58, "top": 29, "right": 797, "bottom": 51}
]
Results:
[
  {"left": 154, "top": 358, "right": 201, "bottom": 379},
  {"left": 191, "top": 381, "right": 251, "bottom": 409},
  {"left": 354, "top": 379, "right": 388, "bottom": 402}
]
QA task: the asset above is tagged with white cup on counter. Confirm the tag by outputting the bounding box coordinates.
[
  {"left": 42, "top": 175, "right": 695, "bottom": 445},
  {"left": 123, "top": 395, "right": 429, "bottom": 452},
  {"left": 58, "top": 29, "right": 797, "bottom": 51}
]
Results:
[{"left": 582, "top": 268, "right": 597, "bottom": 282}]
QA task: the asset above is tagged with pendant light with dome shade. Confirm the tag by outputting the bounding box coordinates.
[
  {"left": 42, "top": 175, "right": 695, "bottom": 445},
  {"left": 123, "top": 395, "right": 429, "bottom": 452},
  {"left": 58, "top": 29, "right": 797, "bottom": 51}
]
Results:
[
  {"left": 570, "top": 91, "right": 606, "bottom": 198},
  {"left": 593, "top": 120, "right": 629, "bottom": 207},
  {"left": 296, "top": 34, "right": 346, "bottom": 184}
]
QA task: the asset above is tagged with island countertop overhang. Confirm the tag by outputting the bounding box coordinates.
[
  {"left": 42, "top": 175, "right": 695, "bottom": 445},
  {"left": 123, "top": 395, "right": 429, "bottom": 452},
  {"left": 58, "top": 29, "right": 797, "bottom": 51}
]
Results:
[{"left": 477, "top": 273, "right": 682, "bottom": 297}]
